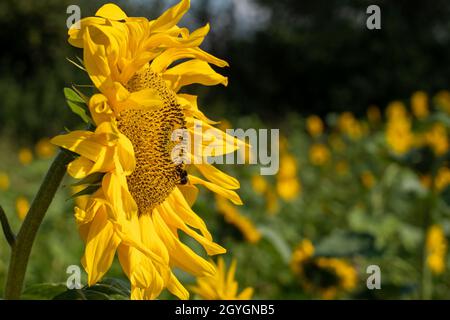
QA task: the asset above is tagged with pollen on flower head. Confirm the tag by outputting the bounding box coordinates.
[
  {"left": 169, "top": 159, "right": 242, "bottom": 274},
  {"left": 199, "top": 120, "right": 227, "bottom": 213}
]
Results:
[{"left": 117, "top": 68, "right": 187, "bottom": 214}]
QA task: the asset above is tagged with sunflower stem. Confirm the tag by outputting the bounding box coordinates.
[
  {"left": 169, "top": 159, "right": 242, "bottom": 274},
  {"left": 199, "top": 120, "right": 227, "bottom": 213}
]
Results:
[
  {"left": 0, "top": 206, "right": 16, "bottom": 247},
  {"left": 3, "top": 149, "right": 73, "bottom": 300}
]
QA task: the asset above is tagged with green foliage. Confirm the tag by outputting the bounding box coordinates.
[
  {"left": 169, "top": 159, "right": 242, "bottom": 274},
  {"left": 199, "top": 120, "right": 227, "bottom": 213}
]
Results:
[
  {"left": 53, "top": 278, "right": 130, "bottom": 300},
  {"left": 64, "top": 88, "right": 92, "bottom": 124}
]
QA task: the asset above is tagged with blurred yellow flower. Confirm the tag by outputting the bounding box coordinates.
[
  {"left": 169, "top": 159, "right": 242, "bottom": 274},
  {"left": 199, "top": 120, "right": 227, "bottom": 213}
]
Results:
[
  {"left": 277, "top": 179, "right": 300, "bottom": 201},
  {"left": 291, "top": 240, "right": 357, "bottom": 299},
  {"left": 279, "top": 154, "right": 297, "bottom": 178},
  {"left": 335, "top": 160, "right": 349, "bottom": 176},
  {"left": 266, "top": 188, "right": 280, "bottom": 215},
  {"left": 251, "top": 175, "right": 268, "bottom": 195},
  {"left": 338, "top": 112, "right": 364, "bottom": 140},
  {"left": 279, "top": 136, "right": 289, "bottom": 153},
  {"left": 0, "top": 171, "right": 10, "bottom": 191},
  {"left": 425, "top": 123, "right": 448, "bottom": 156},
  {"left": 420, "top": 174, "right": 432, "bottom": 189},
  {"left": 276, "top": 154, "right": 300, "bottom": 201},
  {"left": 306, "top": 115, "right": 324, "bottom": 137},
  {"left": 385, "top": 116, "right": 414, "bottom": 155},
  {"left": 435, "top": 167, "right": 450, "bottom": 192},
  {"left": 309, "top": 144, "right": 330, "bottom": 166},
  {"left": 18, "top": 148, "right": 33, "bottom": 165},
  {"left": 411, "top": 91, "right": 429, "bottom": 119},
  {"left": 191, "top": 257, "right": 253, "bottom": 300},
  {"left": 329, "top": 134, "right": 346, "bottom": 153},
  {"left": 338, "top": 112, "right": 355, "bottom": 131},
  {"left": 426, "top": 225, "right": 447, "bottom": 275},
  {"left": 16, "top": 196, "right": 30, "bottom": 220},
  {"left": 216, "top": 196, "right": 261, "bottom": 243},
  {"left": 315, "top": 258, "right": 358, "bottom": 292},
  {"left": 434, "top": 90, "right": 450, "bottom": 114},
  {"left": 386, "top": 101, "right": 408, "bottom": 119},
  {"left": 251, "top": 175, "right": 280, "bottom": 214},
  {"left": 290, "top": 239, "right": 315, "bottom": 275},
  {"left": 361, "top": 171, "right": 375, "bottom": 189},
  {"left": 367, "top": 105, "right": 381, "bottom": 124},
  {"left": 35, "top": 138, "right": 56, "bottom": 159}
]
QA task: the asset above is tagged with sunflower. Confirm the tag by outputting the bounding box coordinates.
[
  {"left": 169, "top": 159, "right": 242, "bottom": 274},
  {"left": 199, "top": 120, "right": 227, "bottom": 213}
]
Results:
[
  {"left": 291, "top": 239, "right": 357, "bottom": 299},
  {"left": 216, "top": 195, "right": 261, "bottom": 243},
  {"left": 191, "top": 257, "right": 253, "bottom": 300},
  {"left": 426, "top": 224, "right": 448, "bottom": 275},
  {"left": 52, "top": 0, "right": 245, "bottom": 300},
  {"left": 0, "top": 171, "right": 10, "bottom": 191},
  {"left": 276, "top": 152, "right": 300, "bottom": 201}
]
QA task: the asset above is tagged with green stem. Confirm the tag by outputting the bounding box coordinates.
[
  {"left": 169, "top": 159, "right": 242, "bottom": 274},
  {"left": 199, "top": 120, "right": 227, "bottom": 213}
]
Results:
[
  {"left": 4, "top": 149, "right": 72, "bottom": 300},
  {"left": 0, "top": 206, "right": 16, "bottom": 246}
]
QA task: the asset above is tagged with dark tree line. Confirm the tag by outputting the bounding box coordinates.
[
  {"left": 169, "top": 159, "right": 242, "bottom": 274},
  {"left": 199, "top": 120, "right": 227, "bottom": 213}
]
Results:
[{"left": 1, "top": 0, "right": 449, "bottom": 141}]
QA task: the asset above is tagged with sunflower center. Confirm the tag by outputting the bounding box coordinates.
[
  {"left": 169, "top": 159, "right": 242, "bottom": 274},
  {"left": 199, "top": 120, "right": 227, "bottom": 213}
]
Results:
[{"left": 117, "top": 68, "right": 186, "bottom": 214}]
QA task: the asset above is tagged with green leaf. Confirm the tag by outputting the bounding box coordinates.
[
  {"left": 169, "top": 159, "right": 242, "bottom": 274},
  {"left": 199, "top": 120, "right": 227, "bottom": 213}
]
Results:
[
  {"left": 67, "top": 100, "right": 91, "bottom": 124},
  {"left": 314, "top": 230, "right": 377, "bottom": 257},
  {"left": 64, "top": 87, "right": 85, "bottom": 103},
  {"left": 71, "top": 172, "right": 104, "bottom": 187},
  {"left": 66, "top": 56, "right": 86, "bottom": 71},
  {"left": 71, "top": 85, "right": 89, "bottom": 103},
  {"left": 442, "top": 185, "right": 450, "bottom": 207},
  {"left": 52, "top": 278, "right": 130, "bottom": 300},
  {"left": 88, "top": 278, "right": 131, "bottom": 297},
  {"left": 22, "top": 283, "right": 68, "bottom": 300},
  {"left": 53, "top": 289, "right": 113, "bottom": 300},
  {"left": 70, "top": 185, "right": 100, "bottom": 199},
  {"left": 258, "top": 225, "right": 292, "bottom": 263},
  {"left": 64, "top": 87, "right": 92, "bottom": 123}
]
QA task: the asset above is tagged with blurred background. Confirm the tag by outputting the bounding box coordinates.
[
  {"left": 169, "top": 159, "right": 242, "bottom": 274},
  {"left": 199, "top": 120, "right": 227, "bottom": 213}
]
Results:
[{"left": 0, "top": 0, "right": 450, "bottom": 299}]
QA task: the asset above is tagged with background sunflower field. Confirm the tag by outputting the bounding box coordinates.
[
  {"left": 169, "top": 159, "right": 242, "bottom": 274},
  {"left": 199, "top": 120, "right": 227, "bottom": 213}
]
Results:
[{"left": 1, "top": 0, "right": 450, "bottom": 299}]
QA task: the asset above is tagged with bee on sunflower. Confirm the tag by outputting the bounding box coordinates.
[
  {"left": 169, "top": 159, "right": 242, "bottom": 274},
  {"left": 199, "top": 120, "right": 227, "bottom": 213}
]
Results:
[{"left": 51, "top": 0, "right": 245, "bottom": 300}]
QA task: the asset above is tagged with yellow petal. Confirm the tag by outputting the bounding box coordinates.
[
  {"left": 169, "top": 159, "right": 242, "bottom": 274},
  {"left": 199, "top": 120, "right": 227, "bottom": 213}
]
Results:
[
  {"left": 151, "top": 47, "right": 228, "bottom": 73},
  {"left": 237, "top": 287, "right": 254, "bottom": 300},
  {"left": 163, "top": 59, "right": 228, "bottom": 92},
  {"left": 152, "top": 208, "right": 215, "bottom": 276},
  {"left": 150, "top": 0, "right": 190, "bottom": 32},
  {"left": 167, "top": 272, "right": 189, "bottom": 300},
  {"left": 83, "top": 208, "right": 121, "bottom": 286},
  {"left": 170, "top": 189, "right": 211, "bottom": 239},
  {"left": 189, "top": 175, "right": 243, "bottom": 205},
  {"left": 102, "top": 172, "right": 138, "bottom": 220},
  {"left": 195, "top": 163, "right": 240, "bottom": 190},
  {"left": 51, "top": 130, "right": 103, "bottom": 162},
  {"left": 89, "top": 94, "right": 114, "bottom": 125},
  {"left": 116, "top": 133, "right": 136, "bottom": 174},
  {"left": 176, "top": 184, "right": 198, "bottom": 206},
  {"left": 68, "top": 17, "right": 106, "bottom": 48},
  {"left": 177, "top": 94, "right": 218, "bottom": 124},
  {"left": 83, "top": 27, "right": 111, "bottom": 90},
  {"left": 143, "top": 24, "right": 210, "bottom": 52},
  {"left": 127, "top": 89, "right": 163, "bottom": 112},
  {"left": 159, "top": 200, "right": 225, "bottom": 256},
  {"left": 96, "top": 3, "right": 128, "bottom": 20},
  {"left": 67, "top": 157, "right": 95, "bottom": 179}
]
